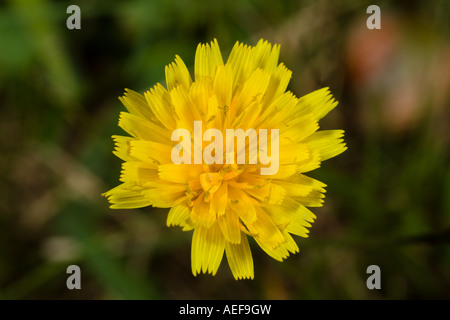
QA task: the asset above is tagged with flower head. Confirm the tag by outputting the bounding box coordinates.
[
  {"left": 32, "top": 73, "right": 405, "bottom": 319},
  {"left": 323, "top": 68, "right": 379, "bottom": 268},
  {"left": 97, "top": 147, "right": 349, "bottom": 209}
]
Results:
[{"left": 103, "top": 39, "right": 347, "bottom": 280}]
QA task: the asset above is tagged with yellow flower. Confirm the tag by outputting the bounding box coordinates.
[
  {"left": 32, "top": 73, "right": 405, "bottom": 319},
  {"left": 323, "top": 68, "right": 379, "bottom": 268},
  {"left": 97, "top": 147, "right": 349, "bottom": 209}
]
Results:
[{"left": 103, "top": 39, "right": 347, "bottom": 280}]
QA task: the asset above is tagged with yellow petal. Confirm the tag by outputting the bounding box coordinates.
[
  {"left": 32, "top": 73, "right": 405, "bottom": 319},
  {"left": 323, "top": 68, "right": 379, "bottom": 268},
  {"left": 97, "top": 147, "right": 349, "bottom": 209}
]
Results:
[
  {"left": 118, "top": 112, "right": 171, "bottom": 143},
  {"left": 165, "top": 55, "right": 192, "bottom": 91},
  {"left": 263, "top": 164, "right": 297, "bottom": 180},
  {"left": 254, "top": 236, "right": 290, "bottom": 262},
  {"left": 126, "top": 140, "right": 173, "bottom": 165},
  {"left": 191, "top": 192, "right": 216, "bottom": 227},
  {"left": 230, "top": 68, "right": 271, "bottom": 121},
  {"left": 189, "top": 78, "right": 213, "bottom": 118},
  {"left": 200, "top": 172, "right": 222, "bottom": 193},
  {"left": 251, "top": 39, "right": 280, "bottom": 73},
  {"left": 255, "top": 91, "right": 298, "bottom": 129},
  {"left": 246, "top": 207, "right": 285, "bottom": 250},
  {"left": 262, "top": 63, "right": 292, "bottom": 107},
  {"left": 272, "top": 174, "right": 326, "bottom": 198},
  {"left": 245, "top": 183, "right": 286, "bottom": 205},
  {"left": 195, "top": 38, "right": 224, "bottom": 81},
  {"left": 191, "top": 224, "right": 225, "bottom": 276},
  {"left": 205, "top": 93, "right": 223, "bottom": 130},
  {"left": 296, "top": 87, "right": 338, "bottom": 121},
  {"left": 264, "top": 197, "right": 316, "bottom": 237},
  {"left": 158, "top": 163, "right": 204, "bottom": 184},
  {"left": 281, "top": 113, "right": 319, "bottom": 143},
  {"left": 218, "top": 209, "right": 241, "bottom": 244},
  {"left": 238, "top": 172, "right": 267, "bottom": 188},
  {"left": 304, "top": 130, "right": 347, "bottom": 161},
  {"left": 210, "top": 181, "right": 228, "bottom": 216},
  {"left": 295, "top": 149, "right": 321, "bottom": 173},
  {"left": 119, "top": 89, "right": 157, "bottom": 123},
  {"left": 144, "top": 83, "right": 176, "bottom": 130},
  {"left": 278, "top": 143, "right": 310, "bottom": 165},
  {"left": 167, "top": 203, "right": 194, "bottom": 231},
  {"left": 232, "top": 98, "right": 262, "bottom": 130},
  {"left": 271, "top": 181, "right": 312, "bottom": 198},
  {"left": 225, "top": 234, "right": 254, "bottom": 280},
  {"left": 120, "top": 161, "right": 159, "bottom": 184},
  {"left": 281, "top": 230, "right": 299, "bottom": 255},
  {"left": 228, "top": 187, "right": 257, "bottom": 225},
  {"left": 227, "top": 41, "right": 252, "bottom": 89},
  {"left": 102, "top": 183, "right": 153, "bottom": 209},
  {"left": 213, "top": 64, "right": 233, "bottom": 109},
  {"left": 111, "top": 135, "right": 138, "bottom": 162},
  {"left": 170, "top": 84, "right": 202, "bottom": 131},
  {"left": 152, "top": 191, "right": 186, "bottom": 208},
  {"left": 294, "top": 190, "right": 326, "bottom": 208}
]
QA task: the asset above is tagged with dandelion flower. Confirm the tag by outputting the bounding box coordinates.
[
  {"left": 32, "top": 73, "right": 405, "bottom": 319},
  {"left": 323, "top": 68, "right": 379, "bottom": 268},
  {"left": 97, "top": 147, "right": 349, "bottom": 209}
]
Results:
[{"left": 103, "top": 39, "right": 347, "bottom": 280}]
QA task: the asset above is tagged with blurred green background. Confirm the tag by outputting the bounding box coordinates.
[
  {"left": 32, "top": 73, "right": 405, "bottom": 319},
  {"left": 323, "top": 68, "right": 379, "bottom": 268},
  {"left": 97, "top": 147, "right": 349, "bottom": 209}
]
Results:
[{"left": 1, "top": 0, "right": 449, "bottom": 299}]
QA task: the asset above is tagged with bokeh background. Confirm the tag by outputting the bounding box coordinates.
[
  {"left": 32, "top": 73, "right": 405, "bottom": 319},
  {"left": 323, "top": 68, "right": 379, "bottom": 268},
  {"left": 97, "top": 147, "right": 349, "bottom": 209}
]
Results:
[{"left": 1, "top": 0, "right": 449, "bottom": 299}]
